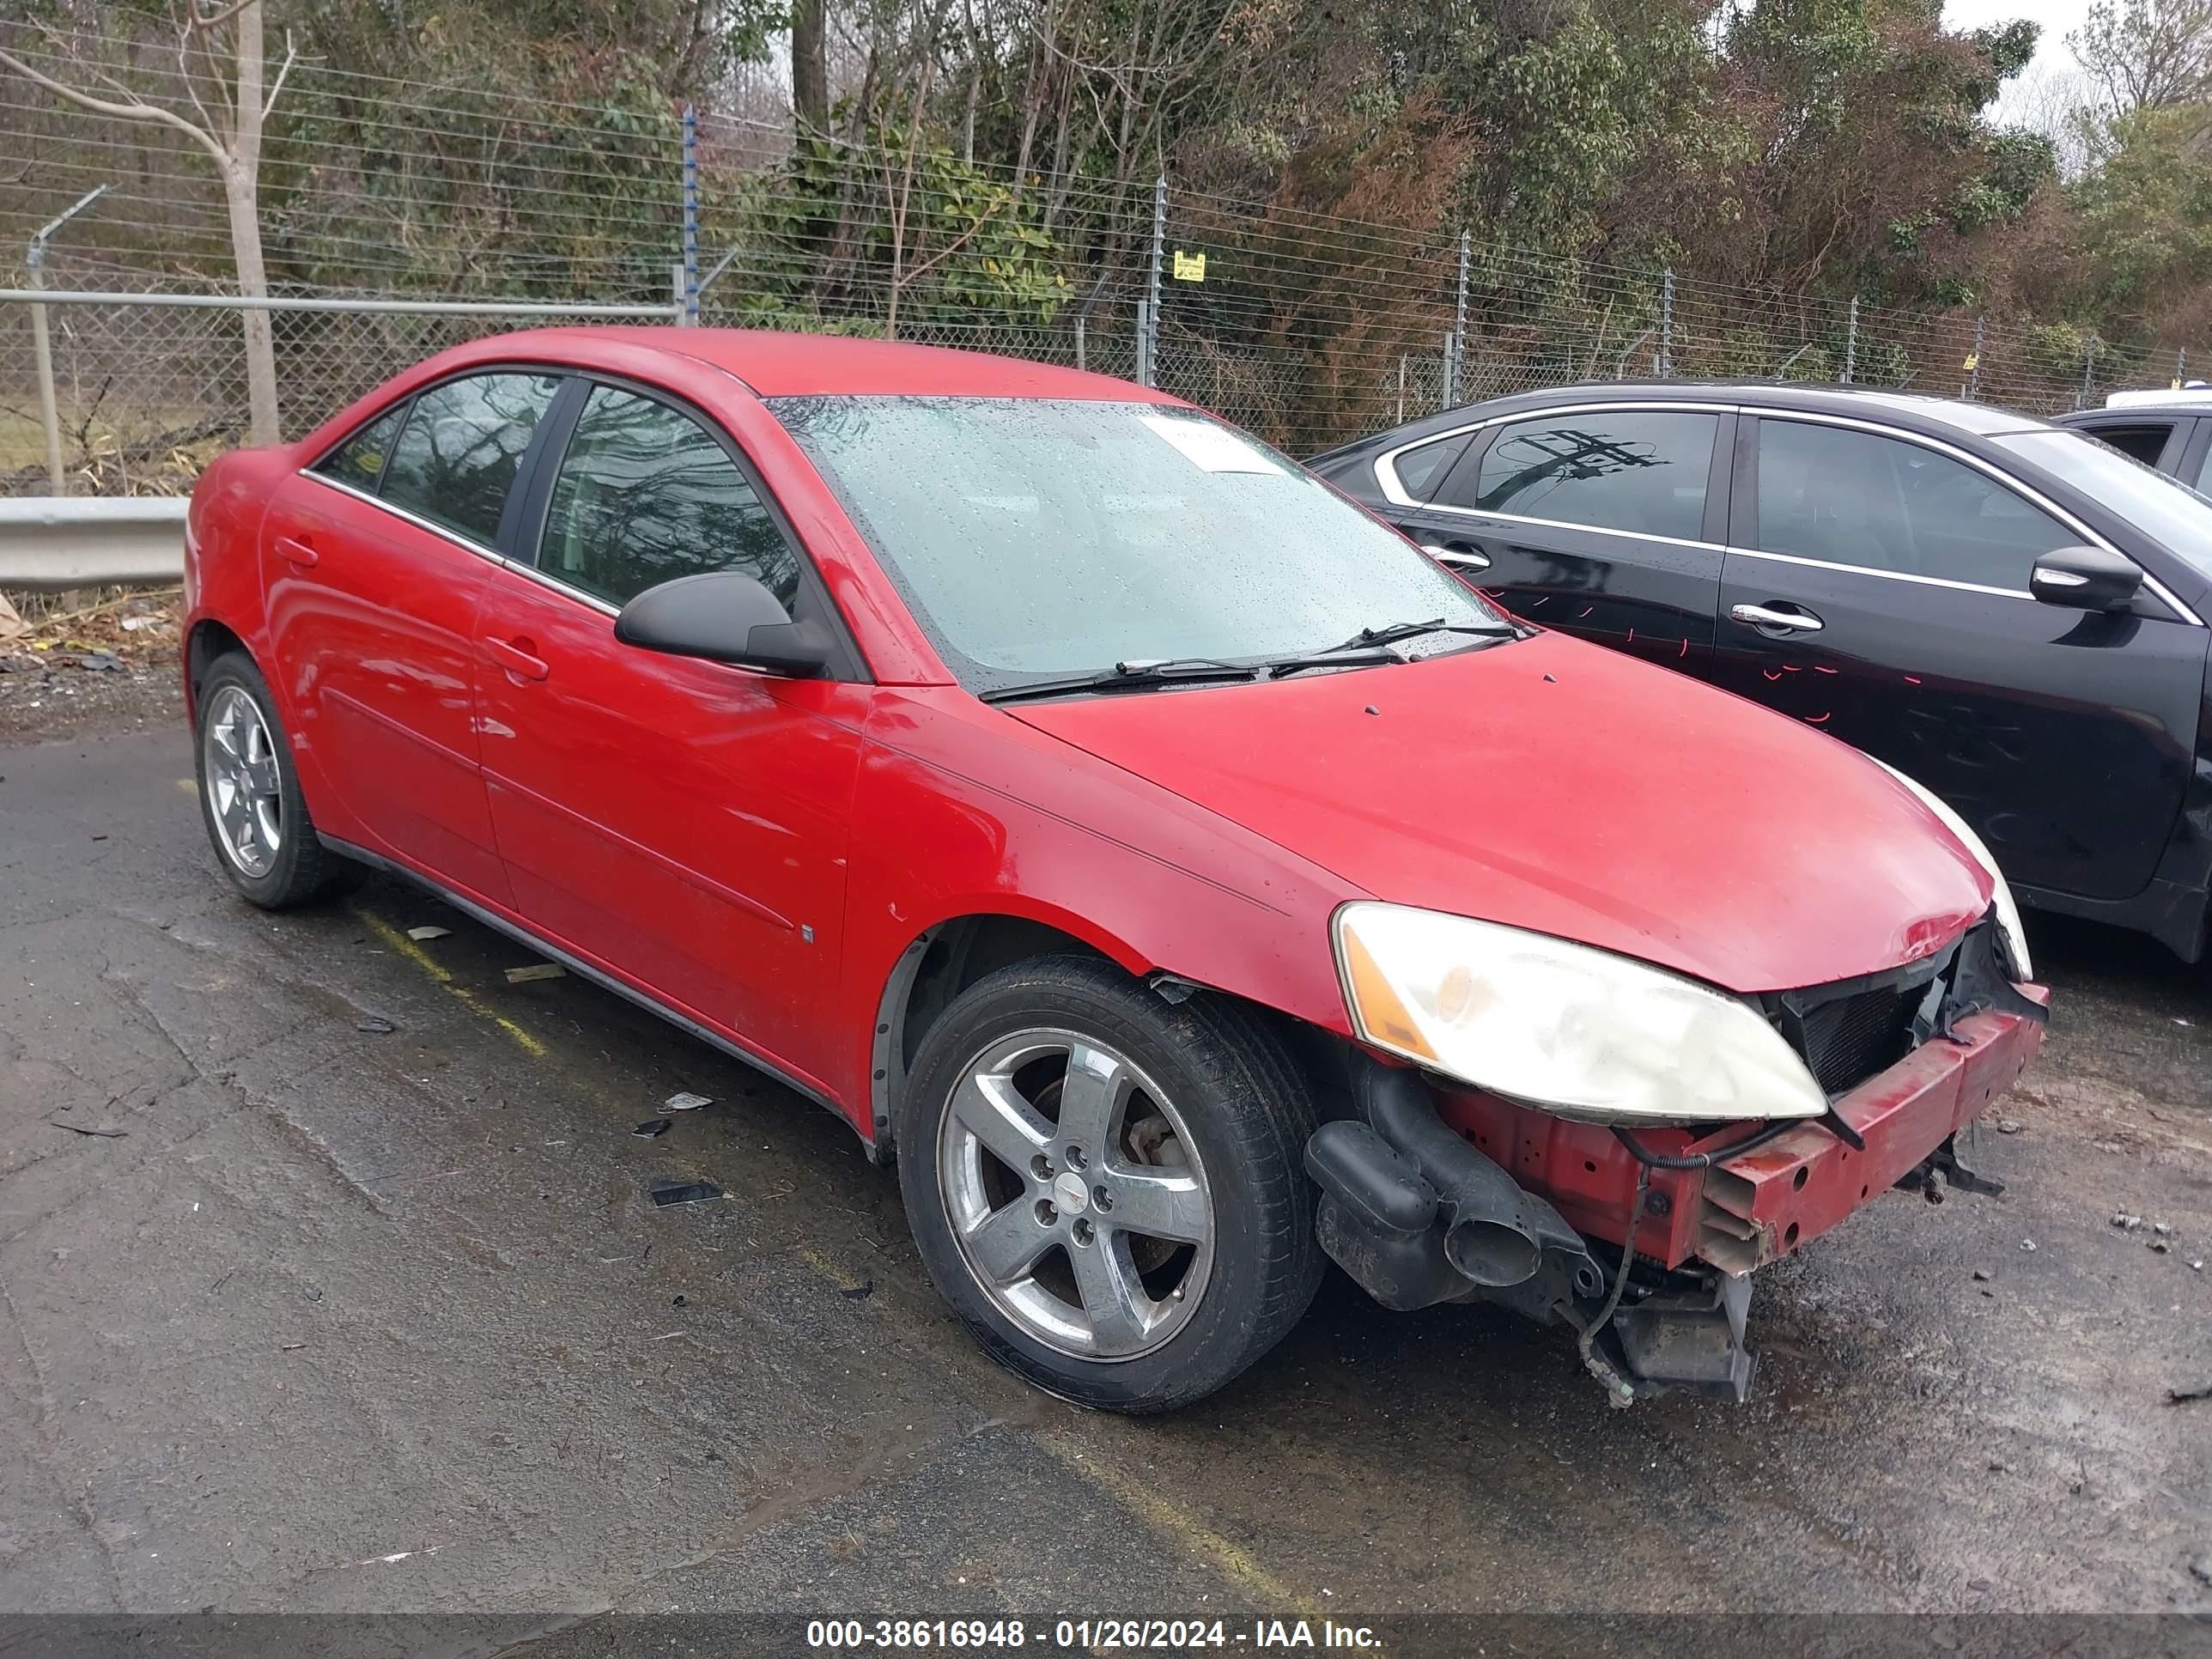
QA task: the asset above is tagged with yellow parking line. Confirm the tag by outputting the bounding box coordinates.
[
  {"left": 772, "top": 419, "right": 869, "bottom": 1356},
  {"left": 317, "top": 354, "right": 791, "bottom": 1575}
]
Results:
[
  {"left": 355, "top": 907, "right": 550, "bottom": 1058},
  {"left": 1039, "top": 1430, "right": 1318, "bottom": 1619}
]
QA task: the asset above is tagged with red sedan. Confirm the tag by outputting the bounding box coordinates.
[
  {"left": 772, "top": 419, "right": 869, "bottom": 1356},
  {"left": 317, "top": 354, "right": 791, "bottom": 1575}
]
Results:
[{"left": 182, "top": 329, "right": 2046, "bottom": 1411}]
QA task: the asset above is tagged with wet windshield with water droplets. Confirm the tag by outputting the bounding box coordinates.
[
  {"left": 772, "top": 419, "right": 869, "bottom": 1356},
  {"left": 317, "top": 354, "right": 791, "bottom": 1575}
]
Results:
[{"left": 770, "top": 395, "right": 1508, "bottom": 694}]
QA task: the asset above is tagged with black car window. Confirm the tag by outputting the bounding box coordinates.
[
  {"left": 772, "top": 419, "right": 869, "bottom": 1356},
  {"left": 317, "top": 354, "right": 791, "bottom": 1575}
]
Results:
[
  {"left": 1757, "top": 420, "right": 2074, "bottom": 590},
  {"left": 1451, "top": 410, "right": 1717, "bottom": 541},
  {"left": 1388, "top": 434, "right": 1470, "bottom": 501},
  {"left": 311, "top": 403, "right": 408, "bottom": 493},
  {"left": 380, "top": 372, "right": 562, "bottom": 546},
  {"left": 536, "top": 384, "right": 802, "bottom": 611},
  {"left": 2081, "top": 422, "right": 2172, "bottom": 466}
]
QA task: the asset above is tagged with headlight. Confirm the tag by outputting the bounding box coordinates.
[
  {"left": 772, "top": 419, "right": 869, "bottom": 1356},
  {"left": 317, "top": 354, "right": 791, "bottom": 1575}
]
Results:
[
  {"left": 1333, "top": 902, "right": 1828, "bottom": 1126},
  {"left": 1868, "top": 760, "right": 2032, "bottom": 981}
]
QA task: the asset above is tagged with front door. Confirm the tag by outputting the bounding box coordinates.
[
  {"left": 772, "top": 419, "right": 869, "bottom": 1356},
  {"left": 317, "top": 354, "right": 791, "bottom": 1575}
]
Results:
[
  {"left": 1389, "top": 404, "right": 1731, "bottom": 672},
  {"left": 264, "top": 370, "right": 564, "bottom": 902},
  {"left": 472, "top": 379, "right": 866, "bottom": 1091},
  {"left": 1712, "top": 413, "right": 2209, "bottom": 902}
]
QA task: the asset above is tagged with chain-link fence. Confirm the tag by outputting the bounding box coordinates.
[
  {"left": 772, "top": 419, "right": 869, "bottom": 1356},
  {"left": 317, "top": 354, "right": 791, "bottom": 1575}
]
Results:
[{"left": 3, "top": 26, "right": 2203, "bottom": 496}]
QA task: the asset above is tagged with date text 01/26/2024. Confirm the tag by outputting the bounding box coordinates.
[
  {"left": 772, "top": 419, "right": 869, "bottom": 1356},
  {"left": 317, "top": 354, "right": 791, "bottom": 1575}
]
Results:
[{"left": 805, "top": 1619, "right": 1383, "bottom": 1650}]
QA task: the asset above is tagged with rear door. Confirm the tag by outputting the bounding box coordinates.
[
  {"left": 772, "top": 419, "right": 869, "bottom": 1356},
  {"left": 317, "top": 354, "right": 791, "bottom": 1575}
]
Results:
[
  {"left": 1713, "top": 412, "right": 2209, "bottom": 902},
  {"left": 1389, "top": 404, "right": 1730, "bottom": 672},
  {"left": 471, "top": 377, "right": 867, "bottom": 1091},
  {"left": 264, "top": 369, "right": 565, "bottom": 902}
]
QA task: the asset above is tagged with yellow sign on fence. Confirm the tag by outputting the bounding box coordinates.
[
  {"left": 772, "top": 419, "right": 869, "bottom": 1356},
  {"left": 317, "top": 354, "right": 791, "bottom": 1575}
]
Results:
[{"left": 1172, "top": 249, "right": 1206, "bottom": 282}]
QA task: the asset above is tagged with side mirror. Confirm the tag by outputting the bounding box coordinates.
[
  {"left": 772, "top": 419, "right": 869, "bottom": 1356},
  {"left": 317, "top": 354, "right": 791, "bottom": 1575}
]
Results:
[
  {"left": 613, "top": 570, "right": 835, "bottom": 678},
  {"left": 2030, "top": 545, "right": 2144, "bottom": 613}
]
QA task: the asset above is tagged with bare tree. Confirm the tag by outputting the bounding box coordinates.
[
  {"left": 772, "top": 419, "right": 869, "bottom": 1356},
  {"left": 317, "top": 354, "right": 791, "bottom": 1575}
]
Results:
[
  {"left": 1, "top": 3, "right": 297, "bottom": 445},
  {"left": 2069, "top": 0, "right": 2212, "bottom": 116}
]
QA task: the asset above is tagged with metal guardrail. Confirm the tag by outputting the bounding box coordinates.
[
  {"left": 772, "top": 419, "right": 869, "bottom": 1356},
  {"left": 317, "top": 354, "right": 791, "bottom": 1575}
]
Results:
[{"left": 0, "top": 495, "right": 186, "bottom": 588}]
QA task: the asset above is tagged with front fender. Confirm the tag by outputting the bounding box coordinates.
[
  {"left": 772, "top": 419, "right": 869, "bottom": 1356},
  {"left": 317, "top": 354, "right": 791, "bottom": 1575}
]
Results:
[{"left": 836, "top": 689, "right": 1362, "bottom": 1149}]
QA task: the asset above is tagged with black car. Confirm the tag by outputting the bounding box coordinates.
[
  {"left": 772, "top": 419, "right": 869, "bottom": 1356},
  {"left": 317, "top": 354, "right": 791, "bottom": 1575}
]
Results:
[
  {"left": 2055, "top": 396, "right": 2212, "bottom": 494},
  {"left": 1310, "top": 383, "right": 2212, "bottom": 958}
]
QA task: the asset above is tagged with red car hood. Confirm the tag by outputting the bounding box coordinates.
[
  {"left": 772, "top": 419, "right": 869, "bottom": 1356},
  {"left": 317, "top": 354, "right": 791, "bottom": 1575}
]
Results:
[{"left": 1009, "top": 631, "right": 1992, "bottom": 994}]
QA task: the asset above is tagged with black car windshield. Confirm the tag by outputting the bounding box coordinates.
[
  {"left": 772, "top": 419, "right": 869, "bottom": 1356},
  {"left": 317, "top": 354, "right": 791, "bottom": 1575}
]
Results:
[
  {"left": 1994, "top": 428, "right": 2212, "bottom": 580},
  {"left": 769, "top": 395, "right": 1506, "bottom": 690}
]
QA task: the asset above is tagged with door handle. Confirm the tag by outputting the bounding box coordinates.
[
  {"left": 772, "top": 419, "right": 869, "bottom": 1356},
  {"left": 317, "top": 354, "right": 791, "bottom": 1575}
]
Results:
[
  {"left": 275, "top": 535, "right": 319, "bottom": 569},
  {"left": 1730, "top": 602, "right": 1823, "bottom": 633},
  {"left": 483, "top": 635, "right": 550, "bottom": 682},
  {"left": 1420, "top": 543, "right": 1492, "bottom": 571}
]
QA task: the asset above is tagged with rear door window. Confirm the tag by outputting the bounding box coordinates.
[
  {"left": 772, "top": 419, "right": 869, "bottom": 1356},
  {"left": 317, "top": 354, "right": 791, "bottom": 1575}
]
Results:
[
  {"left": 379, "top": 372, "right": 564, "bottom": 546},
  {"left": 312, "top": 404, "right": 408, "bottom": 493},
  {"left": 1385, "top": 434, "right": 1471, "bottom": 501},
  {"left": 2078, "top": 421, "right": 2175, "bottom": 467},
  {"left": 1445, "top": 410, "right": 1718, "bottom": 541}
]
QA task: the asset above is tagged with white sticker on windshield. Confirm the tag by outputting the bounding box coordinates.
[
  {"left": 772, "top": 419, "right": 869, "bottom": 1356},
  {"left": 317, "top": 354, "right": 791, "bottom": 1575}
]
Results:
[{"left": 1138, "top": 413, "right": 1286, "bottom": 476}]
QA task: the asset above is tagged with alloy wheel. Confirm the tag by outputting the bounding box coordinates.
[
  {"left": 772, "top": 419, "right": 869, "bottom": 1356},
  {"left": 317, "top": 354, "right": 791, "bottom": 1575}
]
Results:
[
  {"left": 937, "top": 1028, "right": 1215, "bottom": 1360},
  {"left": 203, "top": 684, "right": 284, "bottom": 878}
]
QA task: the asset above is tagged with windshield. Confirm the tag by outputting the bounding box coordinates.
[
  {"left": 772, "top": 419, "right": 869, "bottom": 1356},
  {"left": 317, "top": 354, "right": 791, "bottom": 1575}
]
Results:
[
  {"left": 769, "top": 396, "right": 1506, "bottom": 690},
  {"left": 1994, "top": 428, "right": 2212, "bottom": 581}
]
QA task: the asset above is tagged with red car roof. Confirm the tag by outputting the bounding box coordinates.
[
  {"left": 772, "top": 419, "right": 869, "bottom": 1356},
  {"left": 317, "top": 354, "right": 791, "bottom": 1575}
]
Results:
[{"left": 468, "top": 325, "right": 1176, "bottom": 402}]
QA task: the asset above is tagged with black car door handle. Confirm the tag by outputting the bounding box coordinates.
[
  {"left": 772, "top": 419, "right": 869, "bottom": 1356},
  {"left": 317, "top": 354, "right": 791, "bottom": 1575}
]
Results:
[
  {"left": 1419, "top": 542, "right": 1492, "bottom": 571},
  {"left": 1730, "top": 601, "right": 1823, "bottom": 633}
]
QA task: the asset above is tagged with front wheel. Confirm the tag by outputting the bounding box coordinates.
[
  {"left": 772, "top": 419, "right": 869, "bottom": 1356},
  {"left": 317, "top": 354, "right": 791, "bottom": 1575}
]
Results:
[{"left": 896, "top": 955, "right": 1322, "bottom": 1413}]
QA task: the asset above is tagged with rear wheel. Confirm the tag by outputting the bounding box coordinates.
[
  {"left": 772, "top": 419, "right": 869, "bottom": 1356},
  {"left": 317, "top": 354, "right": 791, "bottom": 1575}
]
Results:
[
  {"left": 195, "top": 653, "right": 361, "bottom": 908},
  {"left": 896, "top": 955, "right": 1322, "bottom": 1413}
]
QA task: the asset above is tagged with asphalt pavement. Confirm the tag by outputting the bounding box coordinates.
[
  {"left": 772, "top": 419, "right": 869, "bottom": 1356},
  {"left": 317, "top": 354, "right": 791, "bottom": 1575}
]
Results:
[{"left": 2, "top": 684, "right": 2209, "bottom": 1650}]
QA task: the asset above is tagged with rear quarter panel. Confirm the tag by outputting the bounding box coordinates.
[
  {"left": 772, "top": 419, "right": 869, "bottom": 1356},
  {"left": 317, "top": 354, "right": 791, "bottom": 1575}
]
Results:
[{"left": 183, "top": 447, "right": 293, "bottom": 724}]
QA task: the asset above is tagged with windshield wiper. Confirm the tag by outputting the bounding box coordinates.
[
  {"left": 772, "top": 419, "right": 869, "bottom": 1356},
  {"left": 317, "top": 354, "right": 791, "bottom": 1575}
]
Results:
[
  {"left": 1265, "top": 617, "right": 1516, "bottom": 678},
  {"left": 978, "top": 657, "right": 1267, "bottom": 706},
  {"left": 1328, "top": 617, "right": 1517, "bottom": 651}
]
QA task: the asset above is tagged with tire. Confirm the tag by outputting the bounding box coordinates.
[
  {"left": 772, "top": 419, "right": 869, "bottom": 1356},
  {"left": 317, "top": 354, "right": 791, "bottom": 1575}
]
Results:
[
  {"left": 194, "top": 652, "right": 362, "bottom": 909},
  {"left": 896, "top": 954, "right": 1322, "bottom": 1413}
]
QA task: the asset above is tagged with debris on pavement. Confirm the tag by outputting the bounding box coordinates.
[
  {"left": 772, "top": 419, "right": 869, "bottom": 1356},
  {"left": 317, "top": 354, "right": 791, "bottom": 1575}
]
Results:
[
  {"left": 356, "top": 1016, "right": 397, "bottom": 1035},
  {"left": 407, "top": 925, "right": 452, "bottom": 941},
  {"left": 2167, "top": 1381, "right": 2212, "bottom": 1405},
  {"left": 632, "top": 1118, "right": 672, "bottom": 1139},
  {"left": 2112, "top": 1212, "right": 2145, "bottom": 1231},
  {"left": 505, "top": 963, "right": 566, "bottom": 983},
  {"left": 665, "top": 1091, "right": 714, "bottom": 1112},
  {"left": 842, "top": 1278, "right": 876, "bottom": 1301},
  {"left": 2021, "top": 1239, "right": 2037, "bottom": 1252},
  {"left": 1972, "top": 1268, "right": 1992, "bottom": 1281},
  {"left": 649, "top": 1181, "right": 725, "bottom": 1208},
  {"left": 47, "top": 1117, "right": 127, "bottom": 1139},
  {"left": 2150, "top": 1237, "right": 2172, "bottom": 1254},
  {"left": 1995, "top": 1115, "right": 2023, "bottom": 1134}
]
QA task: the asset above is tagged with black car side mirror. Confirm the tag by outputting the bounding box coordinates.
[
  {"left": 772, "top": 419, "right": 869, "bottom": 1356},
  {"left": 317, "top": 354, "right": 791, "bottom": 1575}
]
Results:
[
  {"left": 614, "top": 570, "right": 835, "bottom": 677},
  {"left": 2030, "top": 545, "right": 2144, "bottom": 613}
]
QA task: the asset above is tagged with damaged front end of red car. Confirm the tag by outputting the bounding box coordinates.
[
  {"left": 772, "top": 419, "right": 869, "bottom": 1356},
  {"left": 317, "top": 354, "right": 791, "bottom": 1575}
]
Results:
[{"left": 1304, "top": 915, "right": 2047, "bottom": 1405}]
